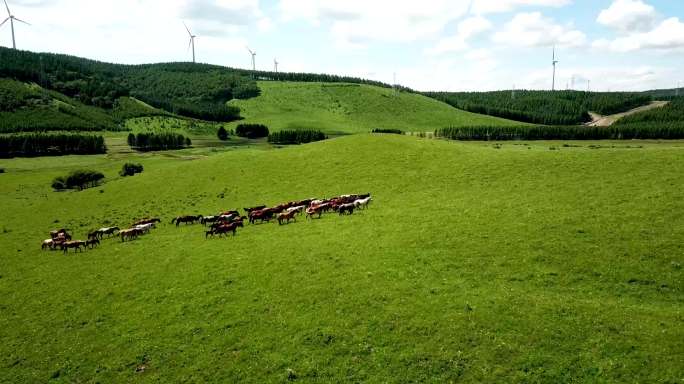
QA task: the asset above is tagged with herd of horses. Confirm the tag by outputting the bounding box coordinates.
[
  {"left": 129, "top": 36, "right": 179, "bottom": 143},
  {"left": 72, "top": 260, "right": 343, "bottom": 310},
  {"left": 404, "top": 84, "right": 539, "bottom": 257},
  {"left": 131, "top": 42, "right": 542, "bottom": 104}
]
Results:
[{"left": 41, "top": 193, "right": 372, "bottom": 251}]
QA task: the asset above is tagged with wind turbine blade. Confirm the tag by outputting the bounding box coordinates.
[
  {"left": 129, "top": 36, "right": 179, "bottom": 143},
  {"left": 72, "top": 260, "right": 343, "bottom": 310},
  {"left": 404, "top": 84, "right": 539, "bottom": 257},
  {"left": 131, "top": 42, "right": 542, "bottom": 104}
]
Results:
[
  {"left": 3, "top": 0, "right": 10, "bottom": 16},
  {"left": 0, "top": 17, "right": 8, "bottom": 28},
  {"left": 188, "top": 37, "right": 192, "bottom": 51},
  {"left": 13, "top": 17, "right": 29, "bottom": 25},
  {"left": 183, "top": 21, "right": 192, "bottom": 36}
]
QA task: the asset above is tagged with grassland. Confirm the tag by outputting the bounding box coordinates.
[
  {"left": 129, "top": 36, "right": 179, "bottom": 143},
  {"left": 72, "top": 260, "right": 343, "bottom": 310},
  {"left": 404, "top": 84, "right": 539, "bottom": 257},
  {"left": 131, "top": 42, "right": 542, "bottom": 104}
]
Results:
[
  {"left": 228, "top": 82, "right": 521, "bottom": 134},
  {"left": 0, "top": 135, "right": 682, "bottom": 382}
]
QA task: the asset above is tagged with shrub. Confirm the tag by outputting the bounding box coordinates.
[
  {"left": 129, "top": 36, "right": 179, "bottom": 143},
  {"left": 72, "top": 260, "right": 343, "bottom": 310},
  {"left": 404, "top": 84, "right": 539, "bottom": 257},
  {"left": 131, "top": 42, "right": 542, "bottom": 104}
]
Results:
[
  {"left": 0, "top": 168, "right": 4, "bottom": 173},
  {"left": 120, "top": 162, "right": 143, "bottom": 177},
  {"left": 268, "top": 129, "right": 326, "bottom": 145},
  {"left": 236, "top": 124, "right": 269, "bottom": 139},
  {"left": 127, "top": 133, "right": 136, "bottom": 147},
  {"left": 52, "top": 169, "right": 105, "bottom": 191},
  {"left": 372, "top": 129, "right": 404, "bottom": 134},
  {"left": 217, "top": 126, "right": 229, "bottom": 141}
]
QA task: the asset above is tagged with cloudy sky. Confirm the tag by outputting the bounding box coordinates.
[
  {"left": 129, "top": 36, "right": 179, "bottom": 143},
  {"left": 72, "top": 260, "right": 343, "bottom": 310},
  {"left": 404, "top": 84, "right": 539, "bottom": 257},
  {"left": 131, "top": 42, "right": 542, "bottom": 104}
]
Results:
[{"left": 2, "top": 0, "right": 683, "bottom": 91}]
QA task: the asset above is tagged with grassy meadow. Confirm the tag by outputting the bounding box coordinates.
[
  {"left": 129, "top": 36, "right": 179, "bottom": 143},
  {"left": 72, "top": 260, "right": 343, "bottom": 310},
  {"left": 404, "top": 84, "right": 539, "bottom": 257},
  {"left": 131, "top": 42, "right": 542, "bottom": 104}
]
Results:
[
  {"left": 227, "top": 82, "right": 521, "bottom": 134},
  {"left": 0, "top": 135, "right": 682, "bottom": 382}
]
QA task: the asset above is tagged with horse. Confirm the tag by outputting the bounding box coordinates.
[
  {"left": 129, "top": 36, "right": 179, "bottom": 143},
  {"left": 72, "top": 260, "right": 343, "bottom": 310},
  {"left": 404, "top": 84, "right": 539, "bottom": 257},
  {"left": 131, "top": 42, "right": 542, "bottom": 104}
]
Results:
[
  {"left": 306, "top": 206, "right": 324, "bottom": 220},
  {"left": 249, "top": 209, "right": 274, "bottom": 224},
  {"left": 244, "top": 206, "right": 266, "bottom": 215},
  {"left": 99, "top": 227, "right": 120, "bottom": 237},
  {"left": 42, "top": 239, "right": 58, "bottom": 250},
  {"left": 134, "top": 218, "right": 161, "bottom": 226},
  {"left": 277, "top": 211, "right": 297, "bottom": 225},
  {"left": 120, "top": 228, "right": 141, "bottom": 242},
  {"left": 287, "top": 205, "right": 307, "bottom": 215},
  {"left": 201, "top": 216, "right": 219, "bottom": 225},
  {"left": 86, "top": 238, "right": 100, "bottom": 249},
  {"left": 135, "top": 223, "right": 154, "bottom": 234},
  {"left": 172, "top": 215, "right": 202, "bottom": 227},
  {"left": 62, "top": 240, "right": 86, "bottom": 254},
  {"left": 358, "top": 193, "right": 371, "bottom": 199},
  {"left": 88, "top": 230, "right": 101, "bottom": 240},
  {"left": 206, "top": 222, "right": 242, "bottom": 238},
  {"left": 220, "top": 210, "right": 240, "bottom": 217},
  {"left": 353, "top": 197, "right": 372, "bottom": 210},
  {"left": 338, "top": 203, "right": 355, "bottom": 215},
  {"left": 50, "top": 229, "right": 72, "bottom": 241}
]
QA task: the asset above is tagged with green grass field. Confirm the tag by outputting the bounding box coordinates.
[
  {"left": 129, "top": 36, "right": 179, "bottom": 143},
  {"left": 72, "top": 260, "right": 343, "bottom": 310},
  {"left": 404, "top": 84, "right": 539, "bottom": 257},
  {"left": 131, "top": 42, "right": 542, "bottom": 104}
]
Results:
[
  {"left": 227, "top": 82, "right": 522, "bottom": 134},
  {"left": 0, "top": 135, "right": 682, "bottom": 382}
]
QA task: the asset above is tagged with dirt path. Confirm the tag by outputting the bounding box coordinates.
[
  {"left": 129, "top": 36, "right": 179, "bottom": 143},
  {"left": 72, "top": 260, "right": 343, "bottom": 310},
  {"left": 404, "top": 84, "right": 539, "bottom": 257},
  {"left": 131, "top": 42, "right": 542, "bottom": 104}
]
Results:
[{"left": 586, "top": 101, "right": 669, "bottom": 126}]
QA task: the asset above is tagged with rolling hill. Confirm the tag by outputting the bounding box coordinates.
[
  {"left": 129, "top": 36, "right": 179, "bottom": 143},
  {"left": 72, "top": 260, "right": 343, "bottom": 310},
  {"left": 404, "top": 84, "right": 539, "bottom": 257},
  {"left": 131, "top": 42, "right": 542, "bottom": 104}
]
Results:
[
  {"left": 0, "top": 135, "right": 681, "bottom": 382},
  {"left": 228, "top": 81, "right": 522, "bottom": 134}
]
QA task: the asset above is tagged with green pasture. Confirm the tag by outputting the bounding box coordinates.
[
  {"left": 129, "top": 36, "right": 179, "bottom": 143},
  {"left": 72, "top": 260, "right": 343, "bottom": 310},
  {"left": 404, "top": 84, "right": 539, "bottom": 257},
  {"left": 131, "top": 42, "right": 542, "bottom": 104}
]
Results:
[
  {"left": 227, "top": 82, "right": 522, "bottom": 134},
  {"left": 0, "top": 135, "right": 682, "bottom": 383}
]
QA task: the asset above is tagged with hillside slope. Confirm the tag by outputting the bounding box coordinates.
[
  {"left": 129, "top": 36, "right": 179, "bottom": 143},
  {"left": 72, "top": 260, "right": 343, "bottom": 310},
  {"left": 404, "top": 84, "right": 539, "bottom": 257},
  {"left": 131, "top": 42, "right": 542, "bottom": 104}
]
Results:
[
  {"left": 228, "top": 81, "right": 522, "bottom": 133},
  {"left": 0, "top": 135, "right": 682, "bottom": 382}
]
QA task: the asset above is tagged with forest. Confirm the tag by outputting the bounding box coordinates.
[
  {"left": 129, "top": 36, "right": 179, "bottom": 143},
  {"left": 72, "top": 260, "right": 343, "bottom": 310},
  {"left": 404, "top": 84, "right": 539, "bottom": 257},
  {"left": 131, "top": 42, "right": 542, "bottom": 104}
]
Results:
[
  {"left": 616, "top": 97, "right": 684, "bottom": 125},
  {"left": 425, "top": 90, "right": 652, "bottom": 125}
]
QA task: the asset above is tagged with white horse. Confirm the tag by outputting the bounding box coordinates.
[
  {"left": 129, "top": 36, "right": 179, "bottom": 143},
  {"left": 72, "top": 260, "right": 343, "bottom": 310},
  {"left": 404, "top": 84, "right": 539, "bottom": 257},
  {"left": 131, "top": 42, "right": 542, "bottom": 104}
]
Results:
[
  {"left": 353, "top": 197, "right": 372, "bottom": 210},
  {"left": 135, "top": 223, "right": 154, "bottom": 234},
  {"left": 287, "top": 205, "right": 307, "bottom": 215}
]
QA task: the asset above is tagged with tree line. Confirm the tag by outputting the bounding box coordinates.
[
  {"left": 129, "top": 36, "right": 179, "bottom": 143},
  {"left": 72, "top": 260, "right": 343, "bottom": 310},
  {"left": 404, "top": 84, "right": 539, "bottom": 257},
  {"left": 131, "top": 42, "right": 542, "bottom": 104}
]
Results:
[
  {"left": 0, "top": 132, "right": 106, "bottom": 158},
  {"left": 435, "top": 124, "right": 684, "bottom": 141},
  {"left": 268, "top": 129, "right": 326, "bottom": 144},
  {"left": 127, "top": 132, "right": 191, "bottom": 151},
  {"left": 425, "top": 90, "right": 652, "bottom": 125},
  {"left": 616, "top": 98, "right": 684, "bottom": 125}
]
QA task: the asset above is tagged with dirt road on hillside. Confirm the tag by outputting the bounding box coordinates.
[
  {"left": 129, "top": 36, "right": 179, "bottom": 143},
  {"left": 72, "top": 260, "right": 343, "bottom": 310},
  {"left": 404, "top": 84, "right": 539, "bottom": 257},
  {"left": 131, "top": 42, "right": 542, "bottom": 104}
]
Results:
[{"left": 586, "top": 101, "right": 669, "bottom": 126}]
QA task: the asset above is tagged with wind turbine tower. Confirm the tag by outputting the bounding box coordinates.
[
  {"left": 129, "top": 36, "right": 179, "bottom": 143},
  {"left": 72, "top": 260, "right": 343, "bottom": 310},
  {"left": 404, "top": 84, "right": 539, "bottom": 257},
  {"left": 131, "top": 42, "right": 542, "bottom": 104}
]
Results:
[
  {"left": 274, "top": 58, "right": 278, "bottom": 73},
  {"left": 184, "top": 22, "right": 197, "bottom": 63},
  {"left": 551, "top": 46, "right": 559, "bottom": 91},
  {"left": 247, "top": 47, "right": 256, "bottom": 71},
  {"left": 1, "top": 0, "right": 30, "bottom": 50}
]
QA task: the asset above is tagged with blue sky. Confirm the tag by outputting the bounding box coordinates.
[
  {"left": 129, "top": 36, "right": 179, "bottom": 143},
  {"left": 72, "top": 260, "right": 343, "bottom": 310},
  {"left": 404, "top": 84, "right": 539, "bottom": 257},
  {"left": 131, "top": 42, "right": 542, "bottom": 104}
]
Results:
[{"left": 2, "top": 0, "right": 683, "bottom": 91}]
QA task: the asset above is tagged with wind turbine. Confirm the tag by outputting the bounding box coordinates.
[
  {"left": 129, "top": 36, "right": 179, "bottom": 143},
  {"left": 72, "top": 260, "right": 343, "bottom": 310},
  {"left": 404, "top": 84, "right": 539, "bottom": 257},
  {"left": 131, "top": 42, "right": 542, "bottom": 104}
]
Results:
[
  {"left": 246, "top": 47, "right": 256, "bottom": 71},
  {"left": 1, "top": 0, "right": 30, "bottom": 50},
  {"left": 184, "top": 22, "right": 196, "bottom": 63},
  {"left": 551, "top": 46, "right": 559, "bottom": 91},
  {"left": 273, "top": 58, "right": 278, "bottom": 73}
]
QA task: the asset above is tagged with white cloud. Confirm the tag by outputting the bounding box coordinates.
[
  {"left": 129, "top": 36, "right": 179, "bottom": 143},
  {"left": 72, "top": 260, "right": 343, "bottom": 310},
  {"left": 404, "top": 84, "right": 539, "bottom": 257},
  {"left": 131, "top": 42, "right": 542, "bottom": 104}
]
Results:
[
  {"left": 593, "top": 17, "right": 684, "bottom": 52},
  {"left": 470, "top": 0, "right": 572, "bottom": 14},
  {"left": 278, "top": 0, "right": 471, "bottom": 48},
  {"left": 492, "top": 12, "right": 586, "bottom": 47},
  {"left": 427, "top": 16, "right": 492, "bottom": 55},
  {"left": 597, "top": 0, "right": 657, "bottom": 33}
]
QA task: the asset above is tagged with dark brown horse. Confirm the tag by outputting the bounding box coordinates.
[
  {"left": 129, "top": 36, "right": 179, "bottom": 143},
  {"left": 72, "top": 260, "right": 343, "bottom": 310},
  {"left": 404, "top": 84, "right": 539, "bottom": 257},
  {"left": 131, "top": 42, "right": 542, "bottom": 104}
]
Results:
[
  {"left": 134, "top": 218, "right": 161, "bottom": 227},
  {"left": 206, "top": 222, "right": 242, "bottom": 238},
  {"left": 249, "top": 209, "right": 274, "bottom": 224},
  {"left": 338, "top": 203, "right": 355, "bottom": 215},
  {"left": 62, "top": 240, "right": 86, "bottom": 254},
  {"left": 86, "top": 238, "right": 100, "bottom": 249},
  {"left": 244, "top": 205, "right": 266, "bottom": 215},
  {"left": 172, "top": 215, "right": 203, "bottom": 227}
]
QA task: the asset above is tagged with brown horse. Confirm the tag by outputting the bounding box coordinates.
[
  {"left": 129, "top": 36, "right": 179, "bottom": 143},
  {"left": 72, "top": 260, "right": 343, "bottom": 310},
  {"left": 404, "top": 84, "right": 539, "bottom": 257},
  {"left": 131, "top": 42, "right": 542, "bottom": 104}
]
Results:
[
  {"left": 120, "top": 228, "right": 142, "bottom": 242},
  {"left": 50, "top": 229, "right": 72, "bottom": 241},
  {"left": 306, "top": 206, "right": 324, "bottom": 220},
  {"left": 41, "top": 239, "right": 61, "bottom": 250},
  {"left": 277, "top": 210, "right": 297, "bottom": 225},
  {"left": 338, "top": 203, "right": 355, "bottom": 215},
  {"left": 62, "top": 240, "right": 86, "bottom": 254},
  {"left": 134, "top": 218, "right": 161, "bottom": 227}
]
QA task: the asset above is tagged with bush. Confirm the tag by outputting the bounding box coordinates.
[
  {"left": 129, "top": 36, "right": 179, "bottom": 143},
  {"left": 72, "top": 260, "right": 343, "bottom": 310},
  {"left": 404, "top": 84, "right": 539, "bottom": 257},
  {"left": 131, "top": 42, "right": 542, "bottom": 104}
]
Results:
[
  {"left": 0, "top": 133, "right": 106, "bottom": 158},
  {"left": 236, "top": 124, "right": 269, "bottom": 139},
  {"left": 268, "top": 129, "right": 326, "bottom": 145},
  {"left": 52, "top": 169, "right": 105, "bottom": 191},
  {"left": 372, "top": 129, "right": 404, "bottom": 134},
  {"left": 0, "top": 168, "right": 4, "bottom": 173},
  {"left": 217, "top": 126, "right": 229, "bottom": 141},
  {"left": 120, "top": 162, "right": 143, "bottom": 177},
  {"left": 127, "top": 133, "right": 136, "bottom": 147}
]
